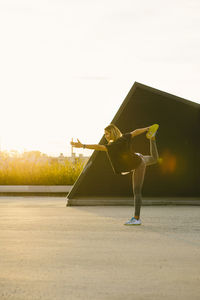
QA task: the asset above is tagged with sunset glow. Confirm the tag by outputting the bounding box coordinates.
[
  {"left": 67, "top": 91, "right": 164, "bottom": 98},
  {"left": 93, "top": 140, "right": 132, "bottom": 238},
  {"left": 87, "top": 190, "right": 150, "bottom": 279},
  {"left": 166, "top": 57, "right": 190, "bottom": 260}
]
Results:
[{"left": 0, "top": 0, "right": 199, "bottom": 156}]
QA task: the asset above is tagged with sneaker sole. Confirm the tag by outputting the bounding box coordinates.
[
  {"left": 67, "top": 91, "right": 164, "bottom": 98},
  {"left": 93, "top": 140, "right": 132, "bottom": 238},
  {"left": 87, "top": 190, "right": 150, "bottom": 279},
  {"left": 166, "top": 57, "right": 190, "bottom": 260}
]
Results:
[
  {"left": 124, "top": 223, "right": 141, "bottom": 226},
  {"left": 146, "top": 124, "right": 159, "bottom": 139}
]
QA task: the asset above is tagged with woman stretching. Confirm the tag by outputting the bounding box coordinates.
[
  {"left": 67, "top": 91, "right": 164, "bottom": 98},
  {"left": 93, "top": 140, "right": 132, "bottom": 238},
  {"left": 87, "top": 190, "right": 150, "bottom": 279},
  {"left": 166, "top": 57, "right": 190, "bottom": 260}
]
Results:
[{"left": 71, "top": 124, "right": 159, "bottom": 225}]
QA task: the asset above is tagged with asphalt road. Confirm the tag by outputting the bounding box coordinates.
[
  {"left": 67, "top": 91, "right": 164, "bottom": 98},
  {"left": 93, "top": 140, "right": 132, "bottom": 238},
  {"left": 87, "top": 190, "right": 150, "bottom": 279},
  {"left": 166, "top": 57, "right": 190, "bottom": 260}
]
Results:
[{"left": 0, "top": 197, "right": 200, "bottom": 300}]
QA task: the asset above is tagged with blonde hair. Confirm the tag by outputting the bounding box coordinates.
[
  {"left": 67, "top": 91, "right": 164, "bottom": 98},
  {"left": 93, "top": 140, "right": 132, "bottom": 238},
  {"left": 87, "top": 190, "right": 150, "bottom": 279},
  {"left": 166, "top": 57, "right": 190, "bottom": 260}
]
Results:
[{"left": 104, "top": 124, "right": 122, "bottom": 142}]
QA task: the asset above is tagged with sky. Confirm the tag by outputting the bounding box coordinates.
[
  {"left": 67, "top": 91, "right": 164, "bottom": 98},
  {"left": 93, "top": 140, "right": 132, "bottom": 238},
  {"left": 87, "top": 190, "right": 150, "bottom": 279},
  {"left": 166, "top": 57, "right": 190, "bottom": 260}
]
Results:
[{"left": 0, "top": 0, "right": 199, "bottom": 156}]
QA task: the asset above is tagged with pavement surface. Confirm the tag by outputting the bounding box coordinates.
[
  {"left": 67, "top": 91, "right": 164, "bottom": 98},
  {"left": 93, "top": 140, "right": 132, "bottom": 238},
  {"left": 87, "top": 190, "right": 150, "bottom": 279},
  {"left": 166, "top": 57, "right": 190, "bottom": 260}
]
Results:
[{"left": 0, "top": 197, "right": 200, "bottom": 300}]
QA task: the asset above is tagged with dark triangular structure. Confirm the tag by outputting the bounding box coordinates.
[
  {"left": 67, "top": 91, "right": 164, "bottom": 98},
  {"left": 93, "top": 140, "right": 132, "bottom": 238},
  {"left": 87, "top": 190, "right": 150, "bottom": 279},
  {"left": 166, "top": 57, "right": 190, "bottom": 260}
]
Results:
[{"left": 67, "top": 82, "right": 200, "bottom": 205}]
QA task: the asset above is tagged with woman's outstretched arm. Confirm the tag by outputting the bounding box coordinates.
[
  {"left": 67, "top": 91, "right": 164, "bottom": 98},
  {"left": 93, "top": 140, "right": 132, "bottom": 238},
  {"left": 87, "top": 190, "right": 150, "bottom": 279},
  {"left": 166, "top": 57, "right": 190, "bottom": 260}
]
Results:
[
  {"left": 130, "top": 126, "right": 150, "bottom": 137},
  {"left": 71, "top": 139, "right": 107, "bottom": 151}
]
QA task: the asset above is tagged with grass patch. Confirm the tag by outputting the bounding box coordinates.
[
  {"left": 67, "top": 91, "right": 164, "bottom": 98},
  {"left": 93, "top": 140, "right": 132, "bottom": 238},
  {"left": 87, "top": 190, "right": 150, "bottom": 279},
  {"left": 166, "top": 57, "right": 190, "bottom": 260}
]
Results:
[{"left": 0, "top": 151, "right": 86, "bottom": 185}]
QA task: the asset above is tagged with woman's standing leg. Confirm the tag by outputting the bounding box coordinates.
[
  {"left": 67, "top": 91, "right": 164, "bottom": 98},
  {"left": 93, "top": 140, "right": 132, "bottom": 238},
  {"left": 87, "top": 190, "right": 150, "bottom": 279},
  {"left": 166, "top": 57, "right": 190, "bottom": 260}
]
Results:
[
  {"left": 124, "top": 158, "right": 146, "bottom": 225},
  {"left": 124, "top": 138, "right": 159, "bottom": 225},
  {"left": 132, "top": 158, "right": 146, "bottom": 220}
]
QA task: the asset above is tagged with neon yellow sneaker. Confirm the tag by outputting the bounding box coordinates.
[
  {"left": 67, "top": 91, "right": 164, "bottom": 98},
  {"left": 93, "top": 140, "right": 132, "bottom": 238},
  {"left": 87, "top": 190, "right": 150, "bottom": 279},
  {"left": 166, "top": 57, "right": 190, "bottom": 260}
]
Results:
[{"left": 146, "top": 124, "right": 159, "bottom": 139}]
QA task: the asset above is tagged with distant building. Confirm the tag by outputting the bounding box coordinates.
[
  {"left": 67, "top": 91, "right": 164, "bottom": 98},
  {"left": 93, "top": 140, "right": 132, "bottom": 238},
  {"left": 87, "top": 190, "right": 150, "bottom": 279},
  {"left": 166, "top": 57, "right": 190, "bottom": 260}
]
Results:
[
  {"left": 66, "top": 153, "right": 90, "bottom": 164},
  {"left": 58, "top": 153, "right": 65, "bottom": 165},
  {"left": 0, "top": 150, "right": 90, "bottom": 166}
]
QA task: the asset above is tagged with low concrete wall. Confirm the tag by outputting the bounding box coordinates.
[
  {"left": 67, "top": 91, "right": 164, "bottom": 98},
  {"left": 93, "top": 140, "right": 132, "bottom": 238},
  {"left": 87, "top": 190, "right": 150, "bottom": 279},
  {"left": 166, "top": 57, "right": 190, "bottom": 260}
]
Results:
[{"left": 0, "top": 186, "right": 72, "bottom": 193}]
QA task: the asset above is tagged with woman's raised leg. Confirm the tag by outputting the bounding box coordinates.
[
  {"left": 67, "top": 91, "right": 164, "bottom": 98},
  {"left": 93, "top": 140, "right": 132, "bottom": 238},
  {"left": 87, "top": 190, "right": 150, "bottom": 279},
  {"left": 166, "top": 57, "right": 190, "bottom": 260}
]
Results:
[{"left": 143, "top": 138, "right": 159, "bottom": 166}]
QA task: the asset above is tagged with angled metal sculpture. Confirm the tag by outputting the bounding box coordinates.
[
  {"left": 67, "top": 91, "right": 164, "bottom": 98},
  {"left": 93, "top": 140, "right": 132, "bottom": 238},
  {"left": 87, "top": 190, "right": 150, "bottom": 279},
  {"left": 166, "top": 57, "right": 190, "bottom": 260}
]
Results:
[{"left": 67, "top": 82, "right": 200, "bottom": 206}]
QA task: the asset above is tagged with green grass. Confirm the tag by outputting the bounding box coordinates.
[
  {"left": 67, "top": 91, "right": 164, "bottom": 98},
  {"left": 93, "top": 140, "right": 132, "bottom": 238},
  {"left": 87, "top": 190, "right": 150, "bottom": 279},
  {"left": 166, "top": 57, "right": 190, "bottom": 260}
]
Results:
[{"left": 0, "top": 152, "right": 85, "bottom": 185}]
